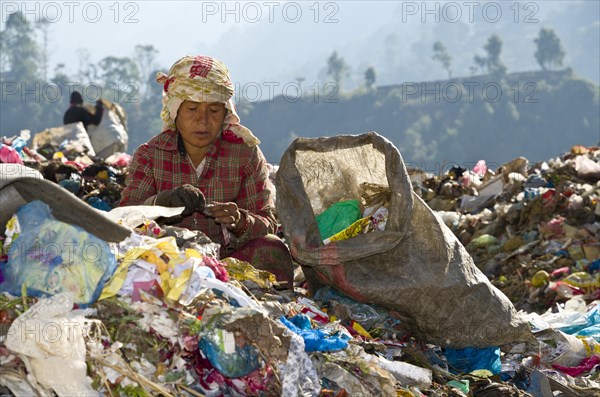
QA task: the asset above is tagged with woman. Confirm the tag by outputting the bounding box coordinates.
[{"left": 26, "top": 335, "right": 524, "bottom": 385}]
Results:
[{"left": 119, "top": 55, "right": 294, "bottom": 287}]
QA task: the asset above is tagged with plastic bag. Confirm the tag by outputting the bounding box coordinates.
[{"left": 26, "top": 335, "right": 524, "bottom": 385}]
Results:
[
  {"left": 197, "top": 308, "right": 266, "bottom": 378},
  {"left": 105, "top": 152, "right": 132, "bottom": 167},
  {"left": 0, "top": 144, "right": 24, "bottom": 164},
  {"left": 179, "top": 259, "right": 261, "bottom": 309},
  {"left": 280, "top": 314, "right": 349, "bottom": 352},
  {"left": 315, "top": 199, "right": 361, "bottom": 240},
  {"left": 539, "top": 330, "right": 600, "bottom": 367},
  {"left": 5, "top": 293, "right": 96, "bottom": 396},
  {"left": 0, "top": 200, "right": 117, "bottom": 306},
  {"left": 198, "top": 331, "right": 261, "bottom": 378},
  {"left": 276, "top": 132, "right": 531, "bottom": 348},
  {"left": 574, "top": 155, "right": 600, "bottom": 178},
  {"left": 313, "top": 286, "right": 388, "bottom": 330},
  {"left": 9, "top": 130, "right": 31, "bottom": 154},
  {"left": 444, "top": 346, "right": 502, "bottom": 374}
]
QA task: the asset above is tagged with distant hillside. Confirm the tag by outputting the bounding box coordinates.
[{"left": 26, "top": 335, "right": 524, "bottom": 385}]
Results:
[{"left": 242, "top": 70, "right": 600, "bottom": 168}]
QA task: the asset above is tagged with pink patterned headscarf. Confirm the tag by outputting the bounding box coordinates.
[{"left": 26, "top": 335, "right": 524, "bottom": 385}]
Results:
[{"left": 156, "top": 55, "right": 259, "bottom": 146}]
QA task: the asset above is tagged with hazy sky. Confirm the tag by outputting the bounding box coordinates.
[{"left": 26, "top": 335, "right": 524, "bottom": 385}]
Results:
[{"left": 1, "top": 1, "right": 598, "bottom": 98}]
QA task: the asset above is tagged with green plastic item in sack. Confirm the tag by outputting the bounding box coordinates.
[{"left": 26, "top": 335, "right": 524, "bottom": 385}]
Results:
[{"left": 315, "top": 199, "right": 361, "bottom": 240}]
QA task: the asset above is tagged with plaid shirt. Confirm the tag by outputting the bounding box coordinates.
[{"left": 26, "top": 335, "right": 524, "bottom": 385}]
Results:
[{"left": 120, "top": 129, "right": 277, "bottom": 248}]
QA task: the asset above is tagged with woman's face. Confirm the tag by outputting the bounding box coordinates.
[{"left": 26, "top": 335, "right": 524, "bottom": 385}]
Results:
[{"left": 176, "top": 100, "right": 227, "bottom": 151}]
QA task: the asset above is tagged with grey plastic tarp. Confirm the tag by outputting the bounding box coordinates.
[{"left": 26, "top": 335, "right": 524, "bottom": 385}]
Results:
[{"left": 276, "top": 132, "right": 532, "bottom": 348}]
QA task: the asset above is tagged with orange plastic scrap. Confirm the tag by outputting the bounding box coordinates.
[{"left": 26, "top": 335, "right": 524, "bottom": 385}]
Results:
[
  {"left": 571, "top": 145, "right": 590, "bottom": 155},
  {"left": 318, "top": 389, "right": 347, "bottom": 397}
]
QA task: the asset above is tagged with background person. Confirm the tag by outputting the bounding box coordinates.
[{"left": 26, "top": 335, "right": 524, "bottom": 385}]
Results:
[{"left": 63, "top": 91, "right": 104, "bottom": 130}]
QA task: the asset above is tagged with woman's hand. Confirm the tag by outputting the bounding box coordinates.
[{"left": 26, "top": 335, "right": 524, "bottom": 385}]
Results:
[
  {"left": 204, "top": 202, "right": 242, "bottom": 230},
  {"left": 154, "top": 184, "right": 206, "bottom": 217}
]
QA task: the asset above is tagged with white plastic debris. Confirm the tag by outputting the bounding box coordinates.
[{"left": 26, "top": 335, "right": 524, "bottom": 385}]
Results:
[
  {"left": 377, "top": 358, "right": 433, "bottom": 388},
  {"left": 179, "top": 258, "right": 263, "bottom": 311},
  {"left": 362, "top": 351, "right": 433, "bottom": 388},
  {"left": 104, "top": 205, "right": 185, "bottom": 229},
  {"left": 575, "top": 155, "right": 600, "bottom": 178},
  {"left": 5, "top": 293, "right": 96, "bottom": 397},
  {"left": 435, "top": 211, "right": 461, "bottom": 230}
]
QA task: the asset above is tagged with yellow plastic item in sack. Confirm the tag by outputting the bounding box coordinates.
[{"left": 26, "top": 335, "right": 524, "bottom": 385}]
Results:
[{"left": 323, "top": 217, "right": 371, "bottom": 245}]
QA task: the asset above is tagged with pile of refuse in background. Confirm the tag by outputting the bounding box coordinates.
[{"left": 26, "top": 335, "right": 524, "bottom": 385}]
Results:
[{"left": 0, "top": 130, "right": 599, "bottom": 397}]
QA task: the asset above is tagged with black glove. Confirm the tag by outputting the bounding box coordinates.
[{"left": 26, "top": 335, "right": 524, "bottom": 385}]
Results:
[{"left": 154, "top": 184, "right": 206, "bottom": 217}]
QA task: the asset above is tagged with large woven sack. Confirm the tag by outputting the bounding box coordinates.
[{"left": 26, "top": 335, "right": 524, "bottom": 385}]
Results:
[
  {"left": 87, "top": 99, "right": 128, "bottom": 158},
  {"left": 32, "top": 122, "right": 95, "bottom": 156},
  {"left": 276, "top": 132, "right": 532, "bottom": 348}
]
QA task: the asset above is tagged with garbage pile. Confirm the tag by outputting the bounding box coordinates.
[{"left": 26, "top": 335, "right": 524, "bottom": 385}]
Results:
[
  {"left": 0, "top": 132, "right": 599, "bottom": 396},
  {"left": 412, "top": 145, "right": 600, "bottom": 316},
  {"left": 2, "top": 129, "right": 131, "bottom": 212}
]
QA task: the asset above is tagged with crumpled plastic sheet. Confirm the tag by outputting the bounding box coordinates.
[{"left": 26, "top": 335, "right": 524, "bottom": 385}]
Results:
[
  {"left": 310, "top": 344, "right": 397, "bottom": 397},
  {"left": 101, "top": 230, "right": 231, "bottom": 305},
  {"left": 4, "top": 293, "right": 96, "bottom": 396},
  {"left": 0, "top": 144, "right": 24, "bottom": 164},
  {"left": 130, "top": 300, "right": 179, "bottom": 344},
  {"left": 0, "top": 368, "right": 41, "bottom": 397},
  {"left": 537, "top": 329, "right": 600, "bottom": 368},
  {"left": 222, "top": 257, "right": 277, "bottom": 289},
  {"left": 105, "top": 152, "right": 132, "bottom": 168},
  {"left": 280, "top": 314, "right": 349, "bottom": 352},
  {"left": 190, "top": 328, "right": 275, "bottom": 397},
  {"left": 117, "top": 258, "right": 161, "bottom": 296},
  {"left": 104, "top": 205, "right": 185, "bottom": 229},
  {"left": 575, "top": 155, "right": 600, "bottom": 178},
  {"left": 528, "top": 299, "right": 600, "bottom": 341},
  {"left": 552, "top": 355, "right": 600, "bottom": 377},
  {"left": 194, "top": 253, "right": 229, "bottom": 282},
  {"left": 179, "top": 260, "right": 262, "bottom": 310},
  {"left": 100, "top": 234, "right": 180, "bottom": 300},
  {"left": 444, "top": 346, "right": 502, "bottom": 375},
  {"left": 277, "top": 327, "right": 321, "bottom": 397},
  {"left": 1, "top": 200, "right": 117, "bottom": 306}
]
